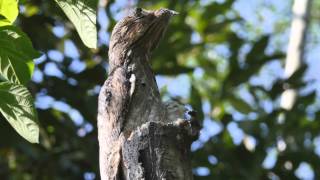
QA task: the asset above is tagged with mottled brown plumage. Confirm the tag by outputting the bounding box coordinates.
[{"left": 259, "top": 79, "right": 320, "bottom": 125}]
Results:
[
  {"left": 97, "top": 8, "right": 177, "bottom": 180},
  {"left": 108, "top": 8, "right": 177, "bottom": 72}
]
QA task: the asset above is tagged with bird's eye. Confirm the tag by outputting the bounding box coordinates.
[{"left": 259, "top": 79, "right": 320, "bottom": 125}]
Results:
[{"left": 135, "top": 7, "right": 142, "bottom": 15}]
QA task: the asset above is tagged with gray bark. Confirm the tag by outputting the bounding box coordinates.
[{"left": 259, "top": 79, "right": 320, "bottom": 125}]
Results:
[{"left": 97, "top": 8, "right": 199, "bottom": 180}]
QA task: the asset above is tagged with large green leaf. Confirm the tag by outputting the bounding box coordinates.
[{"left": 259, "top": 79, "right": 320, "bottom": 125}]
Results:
[
  {"left": 0, "top": 82, "right": 39, "bottom": 143},
  {"left": 0, "top": 0, "right": 18, "bottom": 26},
  {"left": 0, "top": 26, "right": 40, "bottom": 85},
  {"left": 55, "top": 0, "right": 97, "bottom": 48}
]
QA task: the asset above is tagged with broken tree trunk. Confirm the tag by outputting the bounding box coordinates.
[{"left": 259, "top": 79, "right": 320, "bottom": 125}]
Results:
[{"left": 97, "top": 8, "right": 199, "bottom": 180}]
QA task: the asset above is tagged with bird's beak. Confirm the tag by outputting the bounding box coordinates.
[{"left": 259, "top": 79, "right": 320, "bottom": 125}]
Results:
[
  {"left": 155, "top": 8, "right": 179, "bottom": 17},
  {"left": 168, "top": 9, "right": 179, "bottom": 16}
]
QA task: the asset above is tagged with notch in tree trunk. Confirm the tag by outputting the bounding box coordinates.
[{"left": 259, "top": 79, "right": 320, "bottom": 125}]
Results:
[{"left": 97, "top": 7, "right": 200, "bottom": 180}]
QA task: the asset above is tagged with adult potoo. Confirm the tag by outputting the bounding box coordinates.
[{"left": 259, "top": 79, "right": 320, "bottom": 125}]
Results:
[{"left": 97, "top": 8, "right": 177, "bottom": 179}]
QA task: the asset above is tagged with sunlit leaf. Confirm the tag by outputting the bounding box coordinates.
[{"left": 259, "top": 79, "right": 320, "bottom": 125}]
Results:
[
  {"left": 23, "top": 4, "right": 39, "bottom": 17},
  {"left": 55, "top": 0, "right": 97, "bottom": 48},
  {"left": 0, "top": 0, "right": 18, "bottom": 26},
  {"left": 0, "top": 26, "right": 40, "bottom": 85},
  {"left": 0, "top": 82, "right": 39, "bottom": 143},
  {"left": 0, "top": 14, "right": 11, "bottom": 26}
]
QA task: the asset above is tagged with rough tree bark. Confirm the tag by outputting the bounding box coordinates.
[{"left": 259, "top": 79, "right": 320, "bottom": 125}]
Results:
[{"left": 97, "top": 8, "right": 199, "bottom": 180}]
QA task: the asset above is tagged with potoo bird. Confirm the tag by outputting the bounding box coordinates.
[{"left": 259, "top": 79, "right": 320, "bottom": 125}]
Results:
[{"left": 97, "top": 8, "right": 177, "bottom": 179}]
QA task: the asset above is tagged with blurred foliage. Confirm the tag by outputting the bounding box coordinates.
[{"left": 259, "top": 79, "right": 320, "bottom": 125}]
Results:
[{"left": 0, "top": 0, "right": 319, "bottom": 179}]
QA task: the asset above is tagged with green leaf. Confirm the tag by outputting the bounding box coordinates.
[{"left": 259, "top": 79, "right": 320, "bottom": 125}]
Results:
[
  {"left": 0, "top": 82, "right": 39, "bottom": 143},
  {"left": 286, "top": 64, "right": 307, "bottom": 85},
  {"left": 55, "top": 0, "right": 97, "bottom": 48},
  {"left": 246, "top": 35, "right": 269, "bottom": 64},
  {"left": 0, "top": 25, "right": 40, "bottom": 85},
  {"left": 229, "top": 95, "right": 252, "bottom": 114},
  {"left": 0, "top": 0, "right": 18, "bottom": 26},
  {"left": 0, "top": 14, "right": 11, "bottom": 26}
]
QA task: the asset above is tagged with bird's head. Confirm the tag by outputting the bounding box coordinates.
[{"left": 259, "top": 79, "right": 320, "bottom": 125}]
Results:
[{"left": 109, "top": 8, "right": 178, "bottom": 55}]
